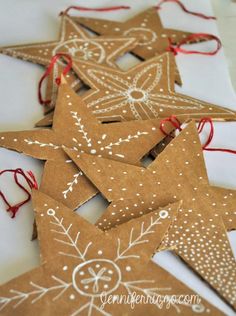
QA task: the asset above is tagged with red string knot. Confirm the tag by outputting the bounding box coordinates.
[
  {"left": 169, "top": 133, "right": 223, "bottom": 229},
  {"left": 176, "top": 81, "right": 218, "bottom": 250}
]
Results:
[
  {"left": 0, "top": 169, "right": 38, "bottom": 218},
  {"left": 38, "top": 53, "right": 72, "bottom": 106}
]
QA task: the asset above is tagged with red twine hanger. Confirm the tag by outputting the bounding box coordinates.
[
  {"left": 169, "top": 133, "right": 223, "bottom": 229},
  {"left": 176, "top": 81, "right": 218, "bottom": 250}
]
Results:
[
  {"left": 59, "top": 5, "right": 130, "bottom": 16},
  {"left": 160, "top": 115, "right": 182, "bottom": 137},
  {"left": 156, "top": 0, "right": 216, "bottom": 20},
  {"left": 38, "top": 53, "right": 72, "bottom": 106},
  {"left": 197, "top": 117, "right": 236, "bottom": 154},
  {"left": 167, "top": 33, "right": 222, "bottom": 56},
  {"left": 0, "top": 169, "right": 38, "bottom": 218},
  {"left": 160, "top": 116, "right": 236, "bottom": 155}
]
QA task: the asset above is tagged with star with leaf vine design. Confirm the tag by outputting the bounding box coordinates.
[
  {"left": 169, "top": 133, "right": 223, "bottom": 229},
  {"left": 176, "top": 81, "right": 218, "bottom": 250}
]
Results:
[{"left": 0, "top": 78, "right": 174, "bottom": 210}]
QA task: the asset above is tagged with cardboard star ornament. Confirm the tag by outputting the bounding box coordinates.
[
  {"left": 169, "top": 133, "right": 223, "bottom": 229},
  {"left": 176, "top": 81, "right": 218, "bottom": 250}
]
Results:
[
  {"left": 0, "top": 190, "right": 224, "bottom": 315},
  {"left": 66, "top": 122, "right": 236, "bottom": 310},
  {"left": 72, "top": 53, "right": 236, "bottom": 122},
  {"left": 75, "top": 6, "right": 213, "bottom": 85},
  {"left": 66, "top": 120, "right": 236, "bottom": 232},
  {"left": 0, "top": 78, "right": 176, "bottom": 210},
  {"left": 0, "top": 15, "right": 138, "bottom": 112},
  {"left": 75, "top": 7, "right": 211, "bottom": 58}
]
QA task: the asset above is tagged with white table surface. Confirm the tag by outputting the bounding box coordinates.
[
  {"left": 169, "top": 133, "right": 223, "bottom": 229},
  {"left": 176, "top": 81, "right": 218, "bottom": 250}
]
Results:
[{"left": 0, "top": 1, "right": 236, "bottom": 315}]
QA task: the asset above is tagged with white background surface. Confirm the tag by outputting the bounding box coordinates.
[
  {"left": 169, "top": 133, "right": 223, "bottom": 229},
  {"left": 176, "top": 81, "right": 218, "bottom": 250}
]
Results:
[
  {"left": 211, "top": 0, "right": 236, "bottom": 90},
  {"left": 0, "top": 0, "right": 236, "bottom": 315}
]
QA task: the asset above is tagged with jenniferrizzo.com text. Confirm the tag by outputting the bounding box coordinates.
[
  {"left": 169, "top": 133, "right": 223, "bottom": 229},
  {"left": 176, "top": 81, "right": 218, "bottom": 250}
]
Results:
[{"left": 100, "top": 292, "right": 202, "bottom": 310}]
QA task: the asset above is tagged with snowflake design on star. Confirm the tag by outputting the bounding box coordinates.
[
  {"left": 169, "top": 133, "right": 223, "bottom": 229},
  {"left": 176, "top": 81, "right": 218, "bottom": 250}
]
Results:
[{"left": 0, "top": 192, "right": 213, "bottom": 315}]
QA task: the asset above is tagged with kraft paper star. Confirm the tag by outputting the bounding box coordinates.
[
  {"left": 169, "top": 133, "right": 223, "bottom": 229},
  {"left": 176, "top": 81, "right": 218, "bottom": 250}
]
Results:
[
  {"left": 66, "top": 122, "right": 236, "bottom": 310},
  {"left": 0, "top": 15, "right": 138, "bottom": 111},
  {"left": 75, "top": 7, "right": 210, "bottom": 59},
  {"left": 0, "top": 191, "right": 223, "bottom": 315},
  {"left": 72, "top": 53, "right": 236, "bottom": 122},
  {"left": 0, "top": 78, "right": 175, "bottom": 210}
]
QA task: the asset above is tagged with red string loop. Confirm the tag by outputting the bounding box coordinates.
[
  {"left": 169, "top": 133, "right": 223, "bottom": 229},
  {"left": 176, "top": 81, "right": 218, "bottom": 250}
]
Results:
[
  {"left": 59, "top": 5, "right": 130, "bottom": 16},
  {"left": 38, "top": 53, "right": 72, "bottom": 106},
  {"left": 156, "top": 0, "right": 216, "bottom": 20},
  {"left": 167, "top": 33, "right": 222, "bottom": 56},
  {"left": 0, "top": 168, "right": 38, "bottom": 218},
  {"left": 197, "top": 118, "right": 236, "bottom": 154},
  {"left": 160, "top": 115, "right": 182, "bottom": 137},
  {"left": 160, "top": 116, "right": 236, "bottom": 155}
]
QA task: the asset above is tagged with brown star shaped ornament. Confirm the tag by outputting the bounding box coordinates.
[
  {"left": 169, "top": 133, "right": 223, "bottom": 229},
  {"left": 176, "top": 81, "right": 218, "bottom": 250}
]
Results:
[
  {"left": 0, "top": 191, "right": 224, "bottom": 315},
  {"left": 0, "top": 15, "right": 138, "bottom": 112},
  {"left": 75, "top": 7, "right": 212, "bottom": 58},
  {"left": 0, "top": 78, "right": 175, "bottom": 210},
  {"left": 72, "top": 53, "right": 236, "bottom": 122},
  {"left": 66, "top": 122, "right": 236, "bottom": 310}
]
